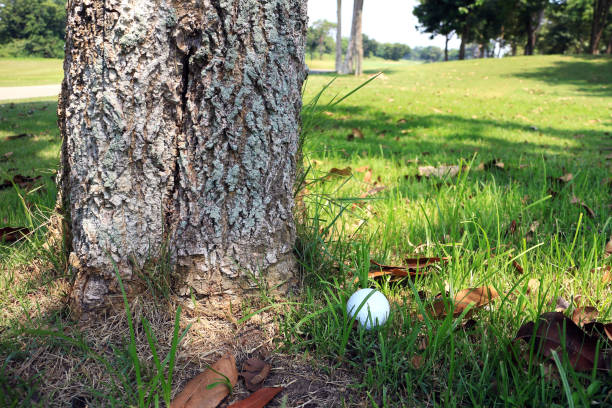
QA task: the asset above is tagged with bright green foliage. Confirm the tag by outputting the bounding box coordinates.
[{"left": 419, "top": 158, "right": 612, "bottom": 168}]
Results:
[
  {"left": 306, "top": 19, "right": 337, "bottom": 60},
  {"left": 0, "top": 0, "right": 66, "bottom": 58}
]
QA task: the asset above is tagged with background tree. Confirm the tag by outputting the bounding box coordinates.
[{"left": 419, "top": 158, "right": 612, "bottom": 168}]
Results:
[
  {"left": 538, "top": 0, "right": 592, "bottom": 54},
  {"left": 306, "top": 20, "right": 336, "bottom": 59},
  {"left": 414, "top": 0, "right": 457, "bottom": 60},
  {"left": 336, "top": 0, "right": 343, "bottom": 71},
  {"left": 0, "top": 0, "right": 65, "bottom": 58},
  {"left": 58, "top": 0, "right": 307, "bottom": 317},
  {"left": 589, "top": 0, "right": 612, "bottom": 53},
  {"left": 339, "top": 0, "right": 364, "bottom": 74}
]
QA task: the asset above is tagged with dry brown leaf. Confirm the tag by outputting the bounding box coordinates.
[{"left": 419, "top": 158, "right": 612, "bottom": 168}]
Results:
[
  {"left": 240, "top": 358, "right": 271, "bottom": 392},
  {"left": 478, "top": 160, "right": 505, "bottom": 171},
  {"left": 363, "top": 169, "right": 372, "bottom": 183},
  {"left": 571, "top": 306, "right": 598, "bottom": 327},
  {"left": 526, "top": 279, "right": 540, "bottom": 296},
  {"left": 410, "top": 355, "right": 424, "bottom": 369},
  {"left": 0, "top": 226, "right": 31, "bottom": 243},
  {"left": 327, "top": 167, "right": 352, "bottom": 178},
  {"left": 605, "top": 237, "right": 612, "bottom": 258},
  {"left": 570, "top": 196, "right": 595, "bottom": 218},
  {"left": 354, "top": 166, "right": 369, "bottom": 173},
  {"left": 558, "top": 173, "right": 573, "bottom": 183},
  {"left": 418, "top": 165, "right": 461, "bottom": 178},
  {"left": 0, "top": 174, "right": 42, "bottom": 190},
  {"left": 514, "top": 312, "right": 608, "bottom": 372},
  {"left": 4, "top": 133, "right": 32, "bottom": 141},
  {"left": 170, "top": 353, "right": 238, "bottom": 408},
  {"left": 428, "top": 286, "right": 499, "bottom": 318},
  {"left": 359, "top": 185, "right": 386, "bottom": 198},
  {"left": 227, "top": 387, "right": 283, "bottom": 408},
  {"left": 351, "top": 128, "right": 364, "bottom": 139},
  {"left": 555, "top": 296, "right": 570, "bottom": 312}
]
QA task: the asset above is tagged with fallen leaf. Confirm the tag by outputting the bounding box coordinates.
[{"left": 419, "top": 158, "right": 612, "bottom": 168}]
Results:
[
  {"left": 558, "top": 173, "right": 573, "bottom": 183},
  {"left": 326, "top": 167, "right": 352, "bottom": 178},
  {"left": 359, "top": 186, "right": 386, "bottom": 199},
  {"left": 397, "top": 118, "right": 407, "bottom": 124},
  {"left": 418, "top": 165, "right": 461, "bottom": 178},
  {"left": 1, "top": 152, "right": 13, "bottom": 161},
  {"left": 605, "top": 237, "right": 612, "bottom": 257},
  {"left": 410, "top": 355, "right": 424, "bottom": 369},
  {"left": 507, "top": 220, "right": 517, "bottom": 236},
  {"left": 351, "top": 128, "right": 364, "bottom": 139},
  {"left": 428, "top": 286, "right": 498, "bottom": 318},
  {"left": 583, "top": 322, "right": 612, "bottom": 342},
  {"left": 526, "top": 278, "right": 540, "bottom": 295},
  {"left": 478, "top": 160, "right": 505, "bottom": 171},
  {"left": 513, "top": 312, "right": 608, "bottom": 372},
  {"left": 0, "top": 227, "right": 31, "bottom": 243},
  {"left": 0, "top": 175, "right": 42, "bottom": 190},
  {"left": 354, "top": 166, "right": 369, "bottom": 173},
  {"left": 555, "top": 296, "right": 570, "bottom": 312},
  {"left": 3, "top": 133, "right": 32, "bottom": 141},
  {"left": 323, "top": 111, "right": 333, "bottom": 117},
  {"left": 240, "top": 358, "right": 271, "bottom": 392},
  {"left": 363, "top": 169, "right": 372, "bottom": 183},
  {"left": 570, "top": 196, "right": 595, "bottom": 218},
  {"left": 170, "top": 353, "right": 238, "bottom": 408},
  {"left": 572, "top": 306, "right": 599, "bottom": 327},
  {"left": 227, "top": 387, "right": 283, "bottom": 408}
]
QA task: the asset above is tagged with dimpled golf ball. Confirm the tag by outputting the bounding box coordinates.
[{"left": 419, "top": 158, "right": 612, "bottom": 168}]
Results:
[{"left": 346, "top": 288, "right": 390, "bottom": 329}]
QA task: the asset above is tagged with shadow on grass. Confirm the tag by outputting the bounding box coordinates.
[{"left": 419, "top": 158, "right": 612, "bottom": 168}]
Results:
[
  {"left": 509, "top": 56, "right": 612, "bottom": 97},
  {"left": 304, "top": 104, "right": 610, "bottom": 162}
]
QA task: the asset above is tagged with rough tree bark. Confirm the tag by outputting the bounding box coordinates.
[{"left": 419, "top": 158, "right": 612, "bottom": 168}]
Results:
[
  {"left": 589, "top": 0, "right": 612, "bottom": 54},
  {"left": 58, "top": 0, "right": 307, "bottom": 318},
  {"left": 338, "top": 0, "right": 363, "bottom": 74},
  {"left": 335, "top": 0, "right": 342, "bottom": 72}
]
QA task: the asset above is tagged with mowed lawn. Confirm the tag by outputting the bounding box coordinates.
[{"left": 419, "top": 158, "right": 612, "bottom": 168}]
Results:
[
  {"left": 0, "top": 58, "right": 63, "bottom": 87},
  {"left": 1, "top": 55, "right": 612, "bottom": 406}
]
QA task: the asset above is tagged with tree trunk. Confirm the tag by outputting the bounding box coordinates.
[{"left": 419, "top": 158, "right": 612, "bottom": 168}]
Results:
[
  {"left": 459, "top": 26, "right": 467, "bottom": 60},
  {"left": 335, "top": 0, "right": 342, "bottom": 72},
  {"left": 589, "top": 0, "right": 612, "bottom": 54},
  {"left": 607, "top": 32, "right": 612, "bottom": 54},
  {"left": 525, "top": 18, "right": 536, "bottom": 55},
  {"left": 338, "top": 0, "right": 363, "bottom": 74},
  {"left": 58, "top": 0, "right": 307, "bottom": 318},
  {"left": 353, "top": 0, "right": 364, "bottom": 76},
  {"left": 444, "top": 34, "right": 449, "bottom": 61}
]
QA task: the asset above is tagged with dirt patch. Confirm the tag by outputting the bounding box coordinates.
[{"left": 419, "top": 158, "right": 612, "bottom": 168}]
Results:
[{"left": 2, "top": 289, "right": 362, "bottom": 407}]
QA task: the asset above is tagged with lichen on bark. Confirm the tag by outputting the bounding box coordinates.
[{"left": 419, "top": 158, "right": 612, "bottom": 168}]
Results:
[{"left": 58, "top": 0, "right": 307, "bottom": 317}]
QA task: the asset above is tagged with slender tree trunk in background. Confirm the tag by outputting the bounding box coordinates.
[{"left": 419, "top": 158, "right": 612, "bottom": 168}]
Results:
[
  {"left": 335, "top": 0, "right": 342, "bottom": 72},
  {"left": 353, "top": 0, "right": 364, "bottom": 76},
  {"left": 525, "top": 18, "right": 536, "bottom": 55},
  {"left": 589, "top": 0, "right": 612, "bottom": 54},
  {"left": 606, "top": 32, "right": 612, "bottom": 54},
  {"left": 525, "top": 9, "right": 544, "bottom": 55},
  {"left": 444, "top": 34, "right": 449, "bottom": 61},
  {"left": 511, "top": 42, "right": 517, "bottom": 56},
  {"left": 478, "top": 44, "right": 484, "bottom": 58},
  {"left": 58, "top": 0, "right": 307, "bottom": 318},
  {"left": 339, "top": 0, "right": 363, "bottom": 74},
  {"left": 459, "top": 26, "right": 467, "bottom": 60}
]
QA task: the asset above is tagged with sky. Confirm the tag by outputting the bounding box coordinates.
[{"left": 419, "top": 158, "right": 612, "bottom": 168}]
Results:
[{"left": 307, "top": 0, "right": 461, "bottom": 49}]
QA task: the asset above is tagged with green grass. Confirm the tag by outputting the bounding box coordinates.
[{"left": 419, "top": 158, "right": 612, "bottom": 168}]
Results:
[
  {"left": 0, "top": 58, "right": 63, "bottom": 87},
  {"left": 306, "top": 53, "right": 421, "bottom": 71},
  {"left": 1, "top": 55, "right": 612, "bottom": 406}
]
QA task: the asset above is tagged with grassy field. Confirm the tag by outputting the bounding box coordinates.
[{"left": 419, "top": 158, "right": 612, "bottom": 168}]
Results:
[
  {"left": 1, "top": 55, "right": 612, "bottom": 406},
  {"left": 0, "top": 58, "right": 63, "bottom": 87},
  {"left": 306, "top": 53, "right": 421, "bottom": 71}
]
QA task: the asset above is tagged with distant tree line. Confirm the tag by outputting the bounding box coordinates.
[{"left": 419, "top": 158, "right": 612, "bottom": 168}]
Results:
[
  {"left": 307, "top": 20, "right": 451, "bottom": 63},
  {"left": 414, "top": 0, "right": 612, "bottom": 60},
  {"left": 0, "top": 0, "right": 66, "bottom": 58}
]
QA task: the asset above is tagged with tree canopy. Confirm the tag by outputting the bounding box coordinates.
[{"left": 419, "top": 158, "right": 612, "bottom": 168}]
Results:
[{"left": 0, "top": 0, "right": 66, "bottom": 58}]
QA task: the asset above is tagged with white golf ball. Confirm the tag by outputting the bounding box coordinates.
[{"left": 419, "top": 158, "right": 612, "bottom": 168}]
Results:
[{"left": 346, "top": 288, "right": 390, "bottom": 329}]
